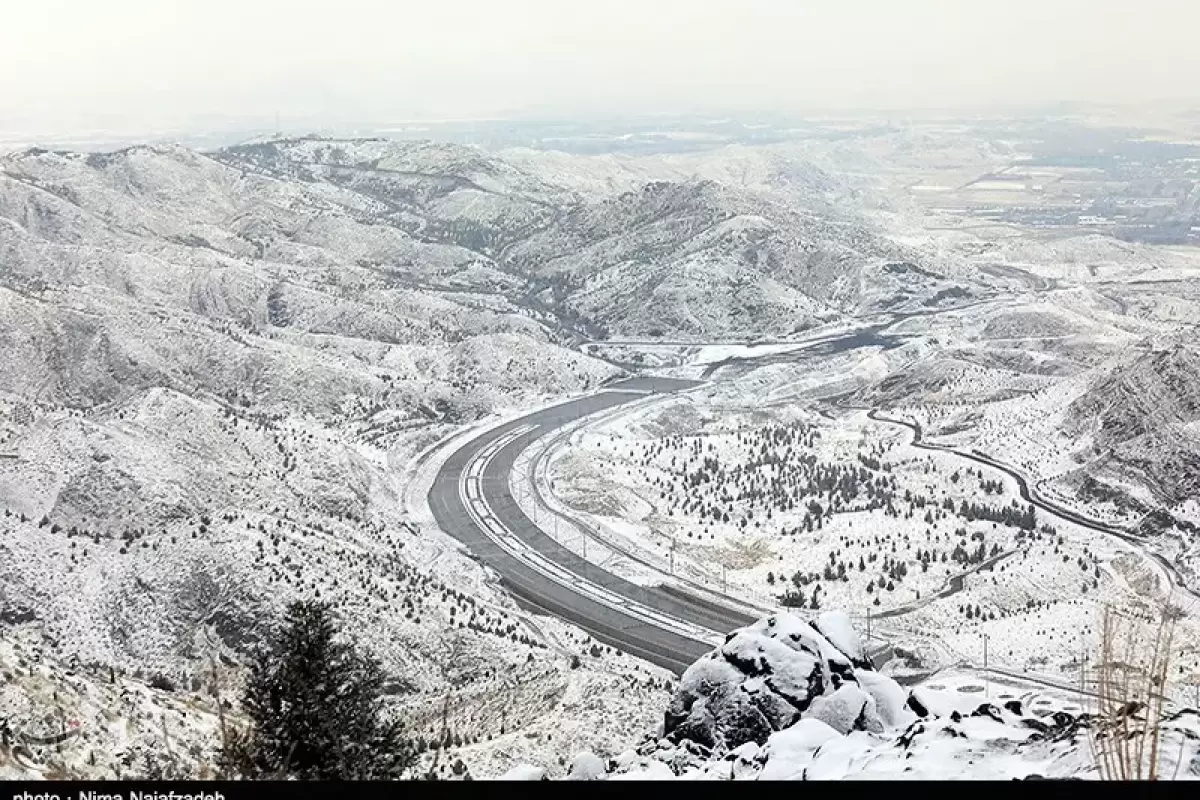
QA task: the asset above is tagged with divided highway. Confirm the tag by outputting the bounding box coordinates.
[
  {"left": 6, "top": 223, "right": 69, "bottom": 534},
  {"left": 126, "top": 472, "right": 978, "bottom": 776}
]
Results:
[
  {"left": 430, "top": 369, "right": 1132, "bottom": 679},
  {"left": 428, "top": 376, "right": 758, "bottom": 674},
  {"left": 426, "top": 376, "right": 934, "bottom": 677},
  {"left": 427, "top": 306, "right": 1154, "bottom": 684}
]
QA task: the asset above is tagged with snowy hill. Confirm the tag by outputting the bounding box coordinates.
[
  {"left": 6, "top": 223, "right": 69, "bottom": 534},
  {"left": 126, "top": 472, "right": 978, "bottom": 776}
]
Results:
[
  {"left": 0, "top": 139, "right": 676, "bottom": 777},
  {"left": 1068, "top": 340, "right": 1200, "bottom": 506},
  {"left": 209, "top": 137, "right": 969, "bottom": 339},
  {"left": 502, "top": 179, "right": 861, "bottom": 337},
  {"left": 1, "top": 134, "right": 958, "bottom": 778},
  {"left": 5, "top": 131, "right": 1169, "bottom": 780}
]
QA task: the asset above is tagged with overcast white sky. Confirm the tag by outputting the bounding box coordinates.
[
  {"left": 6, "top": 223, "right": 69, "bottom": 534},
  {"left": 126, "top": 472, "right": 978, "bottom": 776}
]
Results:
[{"left": 2, "top": 0, "right": 1197, "bottom": 132}]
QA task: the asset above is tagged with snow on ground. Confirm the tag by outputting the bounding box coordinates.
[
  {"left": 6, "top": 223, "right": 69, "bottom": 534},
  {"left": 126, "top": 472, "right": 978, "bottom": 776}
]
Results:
[
  {"left": 541, "top": 350, "right": 1200, "bottom": 693},
  {"left": 503, "top": 611, "right": 1200, "bottom": 780},
  {"left": 0, "top": 379, "right": 678, "bottom": 780},
  {"left": 0, "top": 626, "right": 227, "bottom": 779},
  {"left": 396, "top": 392, "right": 685, "bottom": 777},
  {"left": 5, "top": 126, "right": 1200, "bottom": 781}
]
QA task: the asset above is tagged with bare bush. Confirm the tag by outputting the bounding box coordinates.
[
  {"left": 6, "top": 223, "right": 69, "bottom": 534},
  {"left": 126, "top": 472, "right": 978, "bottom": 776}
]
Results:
[{"left": 1088, "top": 600, "right": 1180, "bottom": 780}]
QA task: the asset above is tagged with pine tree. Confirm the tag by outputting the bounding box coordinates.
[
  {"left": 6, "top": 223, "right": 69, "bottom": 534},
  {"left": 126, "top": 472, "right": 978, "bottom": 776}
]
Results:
[
  {"left": 226, "top": 600, "right": 415, "bottom": 780},
  {"left": 779, "top": 588, "right": 807, "bottom": 608}
]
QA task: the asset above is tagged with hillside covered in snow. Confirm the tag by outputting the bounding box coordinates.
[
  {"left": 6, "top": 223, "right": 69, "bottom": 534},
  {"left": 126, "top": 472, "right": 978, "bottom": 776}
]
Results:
[
  {"left": 3, "top": 127, "right": 1199, "bottom": 781},
  {"left": 0, "top": 132, "right": 989, "bottom": 779},
  {"left": 0, "top": 139, "right": 693, "bottom": 778}
]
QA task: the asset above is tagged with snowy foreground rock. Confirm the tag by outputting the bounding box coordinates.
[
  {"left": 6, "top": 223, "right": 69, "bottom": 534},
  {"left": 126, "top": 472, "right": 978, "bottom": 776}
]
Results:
[{"left": 499, "top": 610, "right": 1200, "bottom": 780}]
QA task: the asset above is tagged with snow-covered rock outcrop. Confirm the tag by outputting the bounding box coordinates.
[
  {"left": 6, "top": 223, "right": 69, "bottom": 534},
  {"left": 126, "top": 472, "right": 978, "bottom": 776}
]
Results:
[
  {"left": 501, "top": 610, "right": 1200, "bottom": 781},
  {"left": 661, "top": 611, "right": 905, "bottom": 753}
]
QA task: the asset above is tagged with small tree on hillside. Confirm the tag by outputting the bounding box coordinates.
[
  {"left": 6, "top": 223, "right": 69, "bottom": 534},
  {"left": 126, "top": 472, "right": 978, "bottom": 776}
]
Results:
[{"left": 225, "top": 600, "right": 415, "bottom": 780}]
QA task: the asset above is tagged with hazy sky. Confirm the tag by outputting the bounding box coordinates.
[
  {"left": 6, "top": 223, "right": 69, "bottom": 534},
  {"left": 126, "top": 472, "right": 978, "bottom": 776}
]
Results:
[{"left": 3, "top": 0, "right": 1198, "bottom": 132}]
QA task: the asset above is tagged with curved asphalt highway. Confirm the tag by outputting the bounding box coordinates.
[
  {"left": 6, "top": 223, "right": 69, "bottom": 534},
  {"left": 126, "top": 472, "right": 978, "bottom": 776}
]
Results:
[
  {"left": 427, "top": 304, "right": 1152, "bottom": 682},
  {"left": 428, "top": 377, "right": 758, "bottom": 674},
  {"left": 426, "top": 376, "right": 1008, "bottom": 677}
]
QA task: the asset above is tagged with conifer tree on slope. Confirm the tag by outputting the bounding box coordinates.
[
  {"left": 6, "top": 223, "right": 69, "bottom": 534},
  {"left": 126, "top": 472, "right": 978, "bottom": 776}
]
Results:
[{"left": 233, "top": 600, "right": 415, "bottom": 779}]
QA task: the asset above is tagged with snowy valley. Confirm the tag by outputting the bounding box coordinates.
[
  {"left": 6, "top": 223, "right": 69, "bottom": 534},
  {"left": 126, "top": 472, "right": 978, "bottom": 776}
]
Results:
[{"left": 1, "top": 115, "right": 1200, "bottom": 780}]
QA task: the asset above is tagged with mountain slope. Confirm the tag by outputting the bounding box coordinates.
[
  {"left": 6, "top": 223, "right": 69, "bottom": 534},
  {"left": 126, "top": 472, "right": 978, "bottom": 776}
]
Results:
[
  {"left": 1067, "top": 341, "right": 1200, "bottom": 506},
  {"left": 0, "top": 140, "right": 653, "bottom": 777},
  {"left": 212, "top": 137, "right": 970, "bottom": 340},
  {"left": 0, "top": 135, "right": 993, "bottom": 777}
]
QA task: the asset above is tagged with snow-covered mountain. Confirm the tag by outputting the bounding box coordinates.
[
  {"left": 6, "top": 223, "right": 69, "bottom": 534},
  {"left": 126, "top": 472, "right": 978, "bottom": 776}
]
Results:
[
  {"left": 211, "top": 137, "right": 971, "bottom": 339},
  {"left": 8, "top": 131, "right": 1169, "bottom": 781},
  {"left": 1, "top": 132, "right": 973, "bottom": 777},
  {"left": 0, "top": 139, "right": 677, "bottom": 778},
  {"left": 503, "top": 178, "right": 870, "bottom": 337}
]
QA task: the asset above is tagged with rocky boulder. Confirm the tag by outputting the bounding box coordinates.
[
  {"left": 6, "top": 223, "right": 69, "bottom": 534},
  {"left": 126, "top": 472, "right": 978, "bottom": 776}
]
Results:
[{"left": 663, "top": 610, "right": 910, "bottom": 754}]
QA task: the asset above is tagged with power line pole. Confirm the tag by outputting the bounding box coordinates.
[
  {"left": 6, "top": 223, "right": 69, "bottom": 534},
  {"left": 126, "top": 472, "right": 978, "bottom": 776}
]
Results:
[
  {"left": 1079, "top": 634, "right": 1085, "bottom": 700},
  {"left": 983, "top": 633, "right": 990, "bottom": 700}
]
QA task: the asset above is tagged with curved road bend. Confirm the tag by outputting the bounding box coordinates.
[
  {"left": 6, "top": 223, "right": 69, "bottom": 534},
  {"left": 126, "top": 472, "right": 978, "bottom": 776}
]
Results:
[
  {"left": 528, "top": 419, "right": 777, "bottom": 621},
  {"left": 865, "top": 409, "right": 1200, "bottom": 602},
  {"left": 875, "top": 547, "right": 1019, "bottom": 621},
  {"left": 428, "top": 378, "right": 928, "bottom": 676},
  {"left": 429, "top": 377, "right": 758, "bottom": 674}
]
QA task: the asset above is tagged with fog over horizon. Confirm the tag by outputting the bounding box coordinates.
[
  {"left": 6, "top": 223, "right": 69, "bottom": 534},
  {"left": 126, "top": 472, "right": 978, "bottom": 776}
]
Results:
[{"left": 2, "top": 0, "right": 1199, "bottom": 134}]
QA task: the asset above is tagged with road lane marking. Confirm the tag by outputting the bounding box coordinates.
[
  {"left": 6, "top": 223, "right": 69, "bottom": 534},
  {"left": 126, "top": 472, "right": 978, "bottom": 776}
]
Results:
[{"left": 457, "top": 426, "right": 722, "bottom": 647}]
